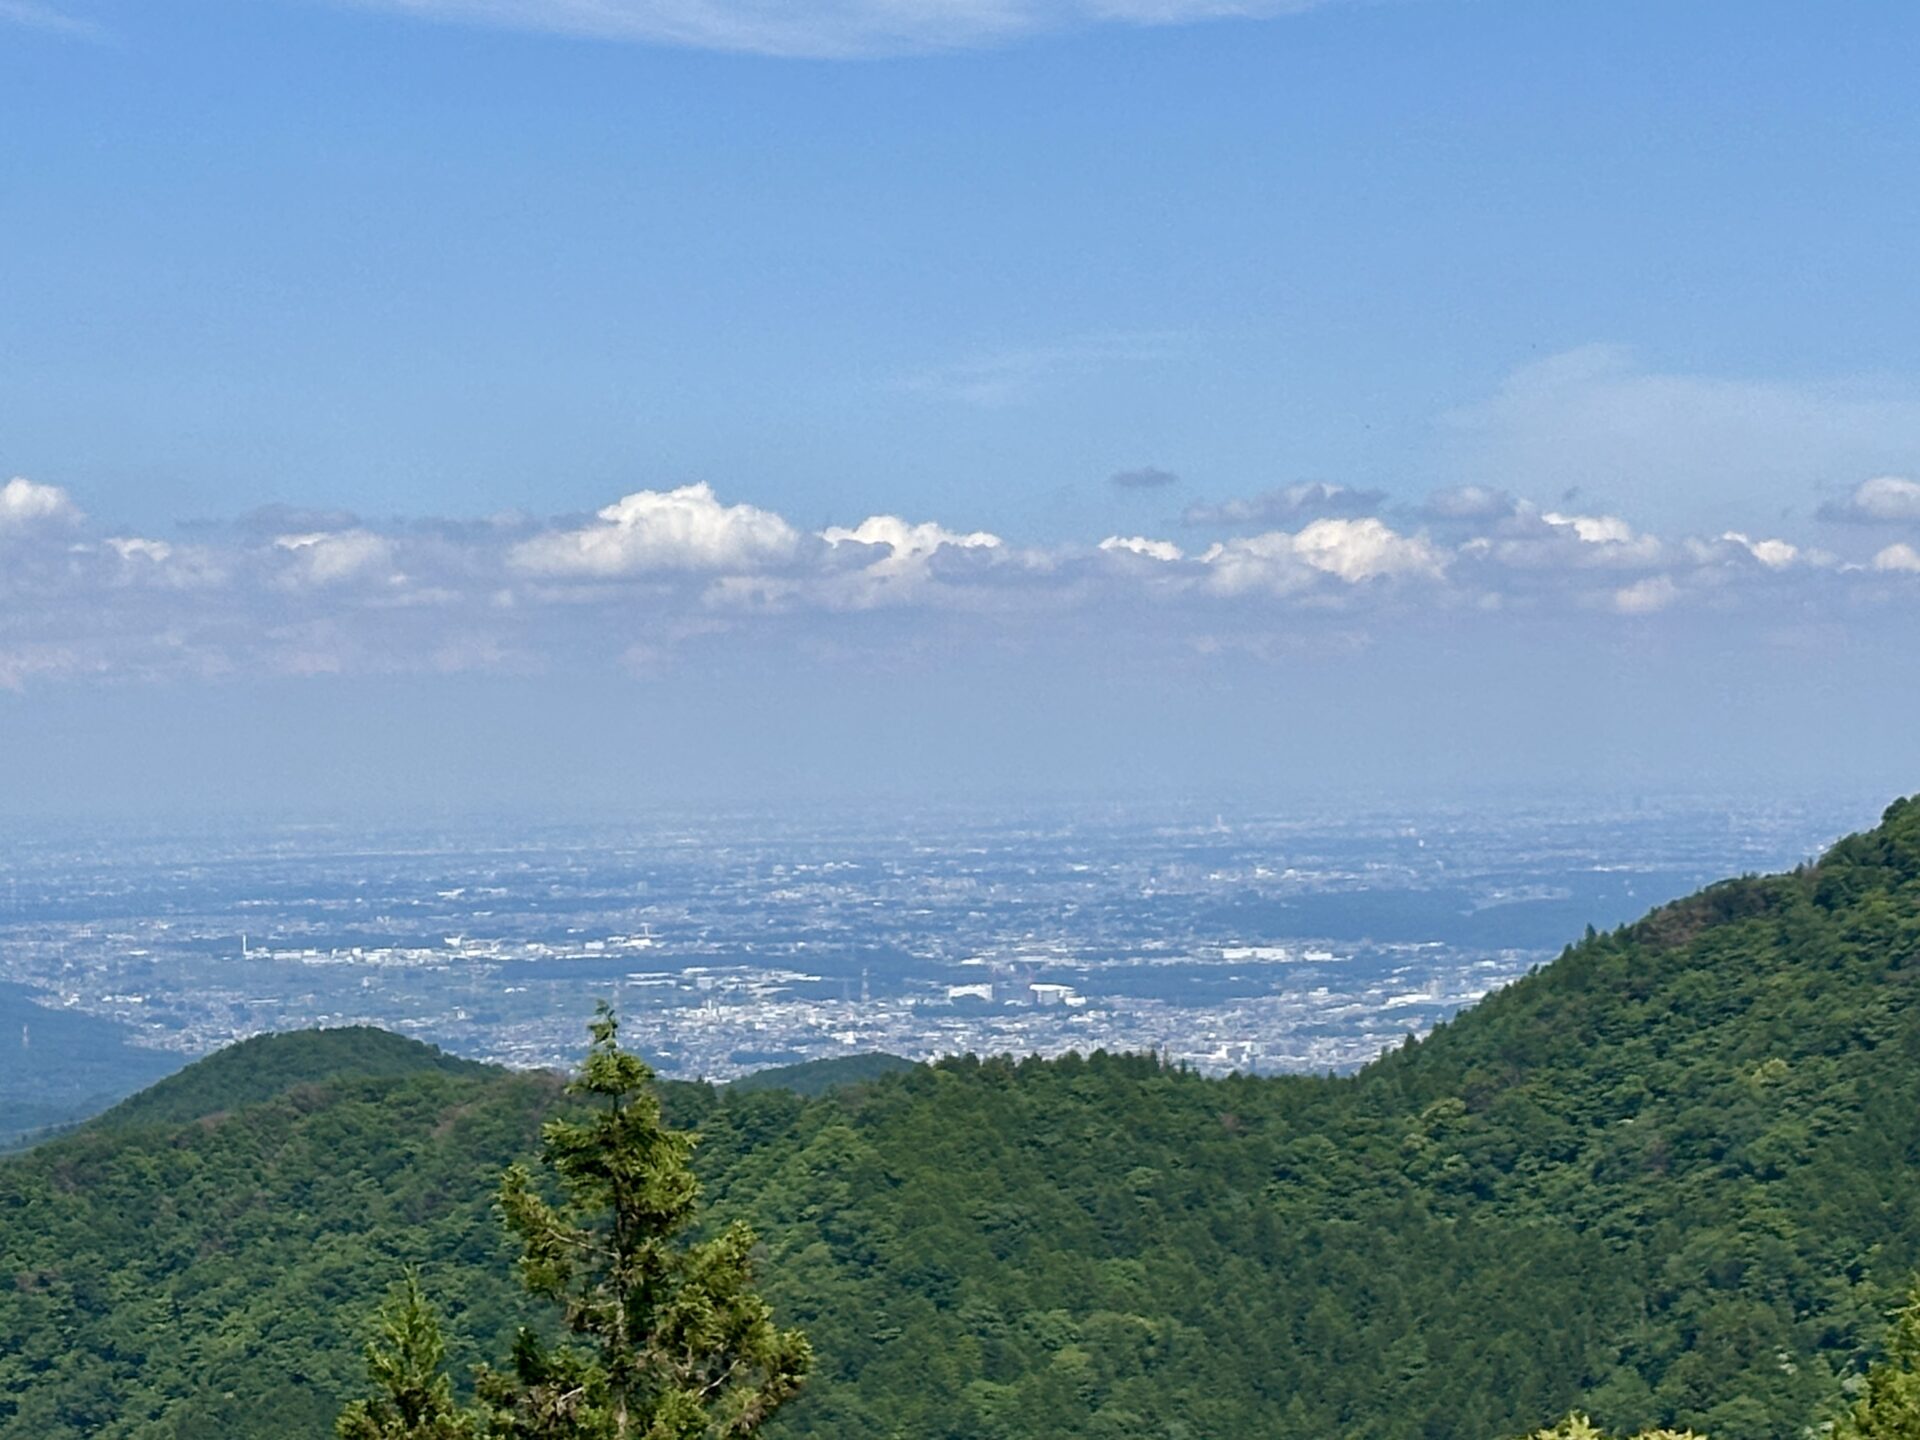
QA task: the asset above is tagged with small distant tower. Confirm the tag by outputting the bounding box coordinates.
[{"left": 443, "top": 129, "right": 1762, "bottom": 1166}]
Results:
[
  {"left": 860, "top": 968, "right": 871, "bottom": 1007},
  {"left": 241, "top": 932, "right": 250, "bottom": 959}
]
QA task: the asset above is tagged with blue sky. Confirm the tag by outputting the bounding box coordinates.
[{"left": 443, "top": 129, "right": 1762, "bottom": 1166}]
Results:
[{"left": 4, "top": 0, "right": 1920, "bottom": 815}]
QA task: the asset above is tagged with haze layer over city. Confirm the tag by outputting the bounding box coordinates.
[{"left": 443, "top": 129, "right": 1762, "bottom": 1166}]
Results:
[{"left": 0, "top": 791, "right": 1877, "bottom": 1145}]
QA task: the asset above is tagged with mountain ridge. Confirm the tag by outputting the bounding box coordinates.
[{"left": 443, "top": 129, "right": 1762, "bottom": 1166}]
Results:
[
  {"left": 4, "top": 797, "right": 1919, "bottom": 1439},
  {"left": 94, "top": 1025, "right": 496, "bottom": 1132}
]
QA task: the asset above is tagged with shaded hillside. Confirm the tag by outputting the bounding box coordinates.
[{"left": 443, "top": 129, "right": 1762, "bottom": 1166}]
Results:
[
  {"left": 5, "top": 798, "right": 1920, "bottom": 1440},
  {"left": 0, "top": 984, "right": 181, "bottom": 1149}
]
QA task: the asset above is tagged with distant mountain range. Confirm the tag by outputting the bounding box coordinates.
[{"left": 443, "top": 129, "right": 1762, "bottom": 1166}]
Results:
[{"left": 6, "top": 797, "right": 1920, "bottom": 1438}]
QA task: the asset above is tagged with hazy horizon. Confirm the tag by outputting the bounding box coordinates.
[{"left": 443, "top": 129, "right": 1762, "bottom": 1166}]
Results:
[{"left": 7, "top": 0, "right": 1920, "bottom": 819}]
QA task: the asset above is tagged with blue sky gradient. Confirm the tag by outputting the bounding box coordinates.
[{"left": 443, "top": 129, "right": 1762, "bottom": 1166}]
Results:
[{"left": 4, "top": 0, "right": 1919, "bottom": 814}]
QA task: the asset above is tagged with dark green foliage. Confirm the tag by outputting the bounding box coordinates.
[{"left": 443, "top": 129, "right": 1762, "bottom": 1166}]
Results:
[
  {"left": 98, "top": 1027, "right": 492, "bottom": 1132},
  {"left": 725, "top": 1054, "right": 916, "bottom": 1099},
  {"left": 9, "top": 797, "right": 1920, "bottom": 1439},
  {"left": 471, "top": 1006, "right": 809, "bottom": 1437}
]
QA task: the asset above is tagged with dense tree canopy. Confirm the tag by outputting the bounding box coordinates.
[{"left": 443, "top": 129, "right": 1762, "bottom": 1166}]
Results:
[{"left": 6, "top": 797, "right": 1920, "bottom": 1439}]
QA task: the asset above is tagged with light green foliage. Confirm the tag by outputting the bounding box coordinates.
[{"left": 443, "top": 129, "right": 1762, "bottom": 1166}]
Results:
[
  {"left": 1837, "top": 1281, "right": 1920, "bottom": 1440},
  {"left": 474, "top": 1005, "right": 809, "bottom": 1438},
  {"left": 336, "top": 1274, "right": 476, "bottom": 1440},
  {"left": 1523, "top": 1413, "right": 1702, "bottom": 1440}
]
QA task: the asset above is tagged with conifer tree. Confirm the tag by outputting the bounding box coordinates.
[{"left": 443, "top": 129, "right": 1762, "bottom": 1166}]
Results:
[
  {"left": 336, "top": 1272, "right": 477, "bottom": 1440},
  {"left": 1522, "top": 1416, "right": 1700, "bottom": 1440},
  {"left": 474, "top": 1003, "right": 810, "bottom": 1439},
  {"left": 338, "top": 1005, "right": 808, "bottom": 1440},
  {"left": 1838, "top": 1281, "right": 1920, "bottom": 1440}
]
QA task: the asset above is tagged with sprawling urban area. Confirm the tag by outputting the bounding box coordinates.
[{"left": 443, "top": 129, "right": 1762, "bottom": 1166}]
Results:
[{"left": 0, "top": 796, "right": 1865, "bottom": 1116}]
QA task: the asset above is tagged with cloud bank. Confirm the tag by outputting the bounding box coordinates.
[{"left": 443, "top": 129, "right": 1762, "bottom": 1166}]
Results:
[{"left": 3, "top": 468, "right": 1919, "bottom": 689}]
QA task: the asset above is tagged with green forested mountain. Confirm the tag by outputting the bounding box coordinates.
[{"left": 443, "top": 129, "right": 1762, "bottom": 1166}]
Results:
[
  {"left": 94, "top": 1026, "right": 491, "bottom": 1132},
  {"left": 726, "top": 1051, "right": 918, "bottom": 1097},
  {"left": 6, "top": 797, "right": 1920, "bottom": 1439}
]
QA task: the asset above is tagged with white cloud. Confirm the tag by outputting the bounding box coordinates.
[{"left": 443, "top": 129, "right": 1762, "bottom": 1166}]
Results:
[
  {"left": 336, "top": 0, "right": 1332, "bottom": 58},
  {"left": 1201, "top": 518, "right": 1442, "bottom": 595},
  {"left": 0, "top": 477, "right": 81, "bottom": 532},
  {"left": 1613, "top": 575, "right": 1679, "bottom": 615},
  {"left": 818, "top": 514, "right": 1006, "bottom": 607},
  {"left": 1873, "top": 542, "right": 1920, "bottom": 574},
  {"left": 1478, "top": 504, "right": 1664, "bottom": 571},
  {"left": 1291, "top": 517, "right": 1444, "bottom": 583},
  {"left": 1821, "top": 475, "right": 1920, "bottom": 525},
  {"left": 274, "top": 530, "right": 397, "bottom": 587},
  {"left": 823, "top": 515, "right": 1001, "bottom": 568},
  {"left": 1199, "top": 532, "right": 1319, "bottom": 597},
  {"left": 1099, "top": 535, "right": 1184, "bottom": 562},
  {"left": 510, "top": 483, "right": 801, "bottom": 577},
  {"left": 1542, "top": 511, "right": 1635, "bottom": 546},
  {"left": 1718, "top": 532, "right": 1799, "bottom": 570},
  {"left": 105, "top": 537, "right": 174, "bottom": 564}
]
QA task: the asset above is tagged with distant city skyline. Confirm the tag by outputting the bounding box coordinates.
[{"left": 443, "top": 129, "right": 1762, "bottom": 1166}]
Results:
[{"left": 5, "top": 0, "right": 1919, "bottom": 814}]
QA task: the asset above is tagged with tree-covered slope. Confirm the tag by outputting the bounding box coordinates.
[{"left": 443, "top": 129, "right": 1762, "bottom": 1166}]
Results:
[
  {"left": 96, "top": 1026, "right": 494, "bottom": 1132},
  {"left": 1, "top": 1066, "right": 560, "bottom": 1438},
  {"left": 727, "top": 1052, "right": 917, "bottom": 1097},
  {"left": 6, "top": 798, "right": 1920, "bottom": 1440}
]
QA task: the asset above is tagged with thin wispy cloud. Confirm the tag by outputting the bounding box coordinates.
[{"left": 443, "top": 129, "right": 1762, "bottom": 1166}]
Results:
[
  {"left": 0, "top": 0, "right": 105, "bottom": 38},
  {"left": 1183, "top": 482, "right": 1384, "bottom": 528},
  {"left": 897, "top": 332, "right": 1184, "bottom": 408},
  {"left": 341, "top": 0, "right": 1334, "bottom": 58},
  {"left": 1442, "top": 345, "right": 1920, "bottom": 522}
]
